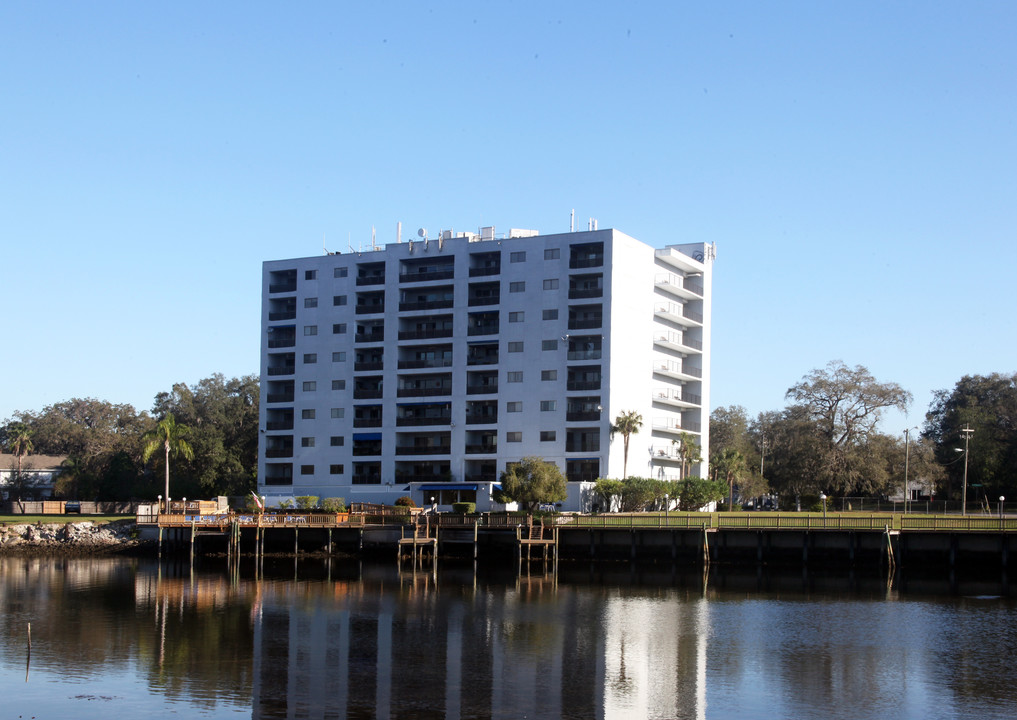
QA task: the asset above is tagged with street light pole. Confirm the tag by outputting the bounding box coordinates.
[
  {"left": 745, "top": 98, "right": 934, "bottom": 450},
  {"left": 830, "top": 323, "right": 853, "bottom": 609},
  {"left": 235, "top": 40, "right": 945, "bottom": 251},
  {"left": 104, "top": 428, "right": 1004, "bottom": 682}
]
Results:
[
  {"left": 903, "top": 428, "right": 914, "bottom": 514},
  {"left": 961, "top": 425, "right": 974, "bottom": 516}
]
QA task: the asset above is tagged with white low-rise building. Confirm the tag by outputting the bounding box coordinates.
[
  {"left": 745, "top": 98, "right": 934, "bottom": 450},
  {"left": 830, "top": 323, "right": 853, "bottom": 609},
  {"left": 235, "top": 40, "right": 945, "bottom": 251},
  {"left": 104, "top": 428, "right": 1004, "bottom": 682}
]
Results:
[
  {"left": 258, "top": 226, "right": 714, "bottom": 511},
  {"left": 0, "top": 454, "right": 67, "bottom": 500}
]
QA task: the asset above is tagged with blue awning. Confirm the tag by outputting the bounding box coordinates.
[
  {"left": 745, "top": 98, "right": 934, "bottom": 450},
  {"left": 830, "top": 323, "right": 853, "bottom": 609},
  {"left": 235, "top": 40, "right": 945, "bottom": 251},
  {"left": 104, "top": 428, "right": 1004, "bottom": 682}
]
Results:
[
  {"left": 353, "top": 433, "right": 382, "bottom": 440},
  {"left": 418, "top": 484, "right": 478, "bottom": 491}
]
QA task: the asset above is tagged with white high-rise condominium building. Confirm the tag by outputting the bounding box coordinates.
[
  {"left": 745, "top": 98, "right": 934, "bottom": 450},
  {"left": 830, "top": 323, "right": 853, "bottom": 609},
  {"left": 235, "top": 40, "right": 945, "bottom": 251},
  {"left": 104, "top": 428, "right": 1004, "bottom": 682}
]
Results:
[{"left": 259, "top": 226, "right": 714, "bottom": 511}]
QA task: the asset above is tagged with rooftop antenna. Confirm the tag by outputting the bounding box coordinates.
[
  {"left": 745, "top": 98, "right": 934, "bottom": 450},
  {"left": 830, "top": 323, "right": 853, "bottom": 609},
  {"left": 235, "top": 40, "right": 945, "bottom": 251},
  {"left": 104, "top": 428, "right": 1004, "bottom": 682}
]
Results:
[
  {"left": 570, "top": 209, "right": 575, "bottom": 232},
  {"left": 397, "top": 222, "right": 402, "bottom": 244},
  {"left": 419, "top": 227, "right": 428, "bottom": 251},
  {"left": 371, "top": 226, "right": 377, "bottom": 251}
]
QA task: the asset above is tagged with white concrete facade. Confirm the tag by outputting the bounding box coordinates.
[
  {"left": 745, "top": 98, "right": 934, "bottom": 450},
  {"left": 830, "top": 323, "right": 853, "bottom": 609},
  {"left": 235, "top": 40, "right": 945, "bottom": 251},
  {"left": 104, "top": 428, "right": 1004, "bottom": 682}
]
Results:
[{"left": 258, "top": 227, "right": 713, "bottom": 511}]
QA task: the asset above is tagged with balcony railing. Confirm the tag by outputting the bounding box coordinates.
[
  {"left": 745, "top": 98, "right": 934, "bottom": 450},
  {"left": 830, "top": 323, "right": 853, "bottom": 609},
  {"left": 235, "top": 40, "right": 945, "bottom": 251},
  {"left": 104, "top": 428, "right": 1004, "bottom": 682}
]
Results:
[
  {"left": 355, "top": 304, "right": 385, "bottom": 314},
  {"left": 396, "top": 416, "right": 452, "bottom": 426},
  {"left": 398, "top": 386, "right": 452, "bottom": 397},
  {"left": 464, "top": 474, "right": 498, "bottom": 483},
  {"left": 568, "top": 287, "right": 603, "bottom": 299},
  {"left": 653, "top": 389, "right": 702, "bottom": 406},
  {"left": 469, "top": 265, "right": 500, "bottom": 277},
  {"left": 568, "top": 318, "right": 602, "bottom": 330},
  {"left": 265, "top": 421, "right": 293, "bottom": 431},
  {"left": 465, "top": 444, "right": 498, "bottom": 454},
  {"left": 465, "top": 415, "right": 498, "bottom": 425},
  {"left": 395, "top": 446, "right": 452, "bottom": 456},
  {"left": 354, "top": 361, "right": 384, "bottom": 372},
  {"left": 399, "top": 269, "right": 454, "bottom": 283},
  {"left": 567, "top": 350, "right": 602, "bottom": 361},
  {"left": 569, "top": 256, "right": 603, "bottom": 269},
  {"left": 653, "top": 361, "right": 702, "bottom": 379},
  {"left": 566, "top": 443, "right": 601, "bottom": 453},
  {"left": 269, "top": 283, "right": 296, "bottom": 293},
  {"left": 266, "top": 393, "right": 294, "bottom": 403},
  {"left": 352, "top": 446, "right": 383, "bottom": 456},
  {"left": 468, "top": 296, "right": 500, "bottom": 307},
  {"left": 355, "top": 332, "right": 385, "bottom": 344},
  {"left": 654, "top": 274, "right": 704, "bottom": 298},
  {"left": 398, "top": 358, "right": 453, "bottom": 369},
  {"left": 566, "top": 380, "right": 601, "bottom": 391},
  {"left": 653, "top": 332, "right": 703, "bottom": 351},
  {"left": 268, "top": 311, "right": 296, "bottom": 321},
  {"left": 353, "top": 418, "right": 383, "bottom": 428},
  {"left": 468, "top": 325, "right": 500, "bottom": 336},
  {"left": 267, "top": 339, "right": 296, "bottom": 348},
  {"left": 466, "top": 385, "right": 498, "bottom": 395},
  {"left": 396, "top": 474, "right": 456, "bottom": 484},
  {"left": 356, "top": 275, "right": 385, "bottom": 286},
  {"left": 652, "top": 419, "right": 702, "bottom": 434},
  {"left": 566, "top": 411, "right": 600, "bottom": 422},
  {"left": 467, "top": 355, "right": 499, "bottom": 366},
  {"left": 353, "top": 388, "right": 384, "bottom": 399},
  {"left": 267, "top": 366, "right": 295, "bottom": 376},
  {"left": 265, "top": 448, "right": 293, "bottom": 458},
  {"left": 399, "top": 299, "right": 454, "bottom": 312},
  {"left": 398, "top": 328, "right": 453, "bottom": 341}
]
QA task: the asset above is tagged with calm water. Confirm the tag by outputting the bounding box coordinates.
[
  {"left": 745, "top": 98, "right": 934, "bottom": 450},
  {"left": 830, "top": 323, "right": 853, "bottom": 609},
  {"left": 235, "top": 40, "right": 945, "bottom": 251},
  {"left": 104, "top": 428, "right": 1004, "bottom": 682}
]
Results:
[{"left": 1, "top": 556, "right": 1015, "bottom": 720}]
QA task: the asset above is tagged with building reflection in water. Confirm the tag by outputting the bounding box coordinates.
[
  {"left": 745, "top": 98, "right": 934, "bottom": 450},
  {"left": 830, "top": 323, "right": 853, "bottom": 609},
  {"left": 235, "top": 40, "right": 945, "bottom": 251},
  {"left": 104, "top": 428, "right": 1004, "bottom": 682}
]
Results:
[{"left": 245, "top": 563, "right": 712, "bottom": 719}]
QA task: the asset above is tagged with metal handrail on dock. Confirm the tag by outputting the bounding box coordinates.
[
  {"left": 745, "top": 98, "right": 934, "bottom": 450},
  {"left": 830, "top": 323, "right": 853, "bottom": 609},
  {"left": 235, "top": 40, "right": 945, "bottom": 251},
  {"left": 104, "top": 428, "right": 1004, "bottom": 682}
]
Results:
[{"left": 551, "top": 513, "right": 1017, "bottom": 532}]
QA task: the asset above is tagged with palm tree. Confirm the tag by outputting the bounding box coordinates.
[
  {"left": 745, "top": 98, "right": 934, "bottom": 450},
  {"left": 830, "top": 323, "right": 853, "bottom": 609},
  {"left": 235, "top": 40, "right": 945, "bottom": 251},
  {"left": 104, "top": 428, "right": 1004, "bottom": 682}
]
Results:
[
  {"left": 142, "top": 413, "right": 194, "bottom": 509},
  {"left": 672, "top": 431, "right": 702, "bottom": 479},
  {"left": 7, "top": 423, "right": 33, "bottom": 475},
  {"left": 715, "top": 448, "right": 747, "bottom": 511},
  {"left": 611, "top": 410, "right": 643, "bottom": 479}
]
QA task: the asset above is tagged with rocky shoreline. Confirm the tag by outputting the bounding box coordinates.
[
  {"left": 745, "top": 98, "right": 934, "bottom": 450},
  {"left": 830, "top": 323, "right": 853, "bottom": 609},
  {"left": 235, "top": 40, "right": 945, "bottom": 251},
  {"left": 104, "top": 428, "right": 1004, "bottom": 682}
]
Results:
[{"left": 0, "top": 519, "right": 153, "bottom": 555}]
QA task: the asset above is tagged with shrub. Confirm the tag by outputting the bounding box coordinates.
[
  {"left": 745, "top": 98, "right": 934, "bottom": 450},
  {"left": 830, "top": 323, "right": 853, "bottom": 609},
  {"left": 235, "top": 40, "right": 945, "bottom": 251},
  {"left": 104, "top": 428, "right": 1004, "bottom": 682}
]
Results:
[
  {"left": 451, "top": 502, "right": 476, "bottom": 514},
  {"left": 394, "top": 496, "right": 416, "bottom": 508},
  {"left": 321, "top": 497, "right": 346, "bottom": 513},
  {"left": 295, "top": 496, "right": 319, "bottom": 510},
  {"left": 277, "top": 499, "right": 293, "bottom": 510}
]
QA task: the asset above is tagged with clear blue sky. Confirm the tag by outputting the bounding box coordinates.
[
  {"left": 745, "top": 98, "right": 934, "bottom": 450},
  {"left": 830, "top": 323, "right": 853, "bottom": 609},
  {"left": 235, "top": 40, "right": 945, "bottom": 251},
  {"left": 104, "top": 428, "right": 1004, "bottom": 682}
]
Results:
[{"left": 2, "top": 2, "right": 1015, "bottom": 435}]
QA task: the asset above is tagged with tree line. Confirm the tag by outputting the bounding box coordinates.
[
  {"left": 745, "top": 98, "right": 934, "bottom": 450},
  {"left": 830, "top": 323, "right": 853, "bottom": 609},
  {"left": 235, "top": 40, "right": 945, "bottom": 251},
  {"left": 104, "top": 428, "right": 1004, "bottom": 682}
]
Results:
[
  {"left": 3, "top": 362, "right": 1013, "bottom": 510},
  {"left": 710, "top": 362, "right": 1017, "bottom": 509},
  {"left": 0, "top": 374, "right": 259, "bottom": 501}
]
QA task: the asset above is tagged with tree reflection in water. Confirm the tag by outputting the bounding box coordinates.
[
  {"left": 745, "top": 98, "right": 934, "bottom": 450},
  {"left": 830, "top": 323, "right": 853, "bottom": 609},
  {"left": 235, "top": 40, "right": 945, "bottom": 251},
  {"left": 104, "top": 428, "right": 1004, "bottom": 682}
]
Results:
[{"left": 1, "top": 557, "right": 1016, "bottom": 719}]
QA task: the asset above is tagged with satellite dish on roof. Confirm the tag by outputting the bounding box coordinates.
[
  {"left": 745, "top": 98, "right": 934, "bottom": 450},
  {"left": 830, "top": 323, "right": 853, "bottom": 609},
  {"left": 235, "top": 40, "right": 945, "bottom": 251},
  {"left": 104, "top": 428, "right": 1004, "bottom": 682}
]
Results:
[{"left": 418, "top": 228, "right": 427, "bottom": 239}]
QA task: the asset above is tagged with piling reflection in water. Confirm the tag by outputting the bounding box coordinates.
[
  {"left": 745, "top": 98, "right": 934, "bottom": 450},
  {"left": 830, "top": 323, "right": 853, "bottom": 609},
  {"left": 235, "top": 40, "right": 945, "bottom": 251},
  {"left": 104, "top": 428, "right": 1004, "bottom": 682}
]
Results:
[{"left": 2, "top": 557, "right": 1017, "bottom": 719}]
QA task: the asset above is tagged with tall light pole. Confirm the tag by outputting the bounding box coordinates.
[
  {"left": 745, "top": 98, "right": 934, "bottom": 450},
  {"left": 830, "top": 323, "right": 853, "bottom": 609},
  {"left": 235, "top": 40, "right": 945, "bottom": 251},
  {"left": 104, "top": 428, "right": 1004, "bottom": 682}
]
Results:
[
  {"left": 960, "top": 425, "right": 974, "bottom": 516},
  {"left": 903, "top": 427, "right": 916, "bottom": 514}
]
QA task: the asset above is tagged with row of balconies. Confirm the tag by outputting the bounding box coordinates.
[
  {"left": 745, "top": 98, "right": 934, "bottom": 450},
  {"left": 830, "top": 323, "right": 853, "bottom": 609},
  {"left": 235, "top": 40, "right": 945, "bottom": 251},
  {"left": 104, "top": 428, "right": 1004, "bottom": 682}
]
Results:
[
  {"left": 265, "top": 366, "right": 604, "bottom": 403},
  {"left": 268, "top": 244, "right": 606, "bottom": 296},
  {"left": 264, "top": 460, "right": 601, "bottom": 485}
]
